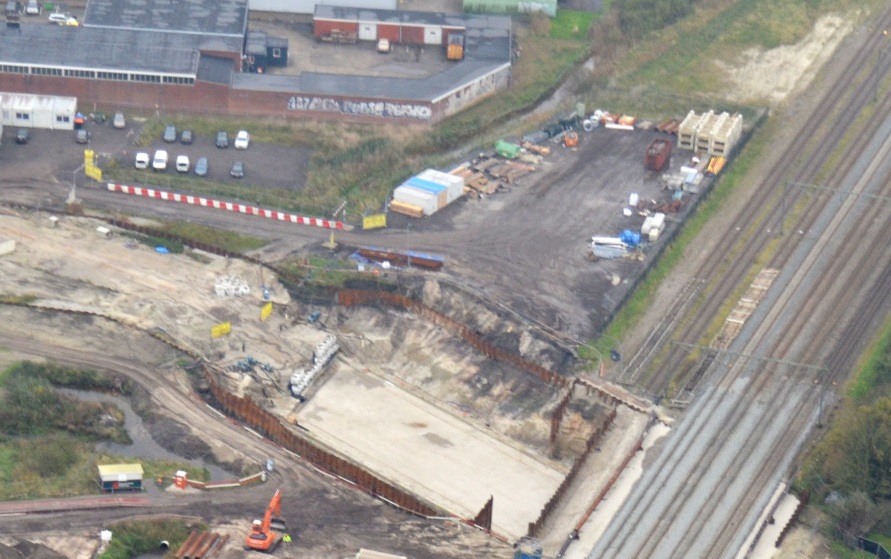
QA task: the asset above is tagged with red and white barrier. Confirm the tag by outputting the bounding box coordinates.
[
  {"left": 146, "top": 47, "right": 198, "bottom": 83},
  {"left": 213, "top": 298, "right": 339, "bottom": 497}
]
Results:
[{"left": 107, "top": 183, "right": 344, "bottom": 230}]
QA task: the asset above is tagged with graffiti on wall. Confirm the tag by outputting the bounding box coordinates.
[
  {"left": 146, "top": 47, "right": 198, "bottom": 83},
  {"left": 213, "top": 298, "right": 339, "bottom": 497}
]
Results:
[
  {"left": 441, "top": 67, "right": 509, "bottom": 116},
  {"left": 287, "top": 96, "right": 432, "bottom": 120}
]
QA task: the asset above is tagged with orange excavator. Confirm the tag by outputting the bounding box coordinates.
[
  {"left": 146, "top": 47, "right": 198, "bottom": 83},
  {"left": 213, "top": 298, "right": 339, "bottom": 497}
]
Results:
[{"left": 246, "top": 489, "right": 287, "bottom": 552}]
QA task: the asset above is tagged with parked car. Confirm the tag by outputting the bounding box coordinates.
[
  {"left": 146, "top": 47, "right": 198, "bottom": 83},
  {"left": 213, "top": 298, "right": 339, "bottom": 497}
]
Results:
[
  {"left": 215, "top": 130, "right": 229, "bottom": 148},
  {"left": 15, "top": 128, "right": 29, "bottom": 144},
  {"left": 47, "top": 12, "right": 68, "bottom": 23},
  {"left": 112, "top": 111, "right": 126, "bottom": 129},
  {"left": 234, "top": 130, "right": 250, "bottom": 149},
  {"left": 62, "top": 16, "right": 78, "bottom": 26},
  {"left": 180, "top": 129, "right": 193, "bottom": 144},
  {"left": 25, "top": 0, "right": 38, "bottom": 15},
  {"left": 377, "top": 38, "right": 391, "bottom": 53},
  {"left": 75, "top": 129, "right": 89, "bottom": 144},
  {"left": 162, "top": 124, "right": 177, "bottom": 143},
  {"left": 194, "top": 157, "right": 208, "bottom": 177},
  {"left": 152, "top": 149, "right": 168, "bottom": 171},
  {"left": 134, "top": 151, "right": 150, "bottom": 169},
  {"left": 175, "top": 155, "right": 190, "bottom": 173},
  {"left": 230, "top": 160, "right": 244, "bottom": 178}
]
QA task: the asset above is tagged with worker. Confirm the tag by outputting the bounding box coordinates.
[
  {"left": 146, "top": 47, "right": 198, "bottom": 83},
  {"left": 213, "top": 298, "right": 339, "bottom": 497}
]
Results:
[{"left": 282, "top": 534, "right": 292, "bottom": 543}]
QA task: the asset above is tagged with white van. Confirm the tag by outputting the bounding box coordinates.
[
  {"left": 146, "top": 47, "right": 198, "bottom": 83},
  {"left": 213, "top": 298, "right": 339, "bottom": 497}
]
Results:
[
  {"left": 134, "top": 151, "right": 150, "bottom": 169},
  {"left": 175, "top": 155, "right": 190, "bottom": 173},
  {"left": 25, "top": 0, "right": 39, "bottom": 15},
  {"left": 152, "top": 150, "right": 168, "bottom": 171}
]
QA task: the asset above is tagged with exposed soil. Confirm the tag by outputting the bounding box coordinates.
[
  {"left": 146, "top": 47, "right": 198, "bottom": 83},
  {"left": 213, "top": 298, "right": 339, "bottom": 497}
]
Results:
[{"left": 0, "top": 5, "right": 862, "bottom": 558}]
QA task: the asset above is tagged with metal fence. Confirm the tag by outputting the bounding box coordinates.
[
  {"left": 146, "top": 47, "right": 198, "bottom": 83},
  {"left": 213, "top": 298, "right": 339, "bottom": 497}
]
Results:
[{"left": 858, "top": 537, "right": 891, "bottom": 559}]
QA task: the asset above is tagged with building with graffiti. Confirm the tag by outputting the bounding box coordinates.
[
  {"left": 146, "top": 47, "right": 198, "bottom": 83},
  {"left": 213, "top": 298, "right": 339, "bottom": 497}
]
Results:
[{"left": 0, "top": 0, "right": 512, "bottom": 124}]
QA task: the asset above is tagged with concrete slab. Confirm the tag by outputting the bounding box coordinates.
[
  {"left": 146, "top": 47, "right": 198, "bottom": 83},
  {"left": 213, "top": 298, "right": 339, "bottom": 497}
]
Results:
[{"left": 297, "top": 365, "right": 566, "bottom": 540}]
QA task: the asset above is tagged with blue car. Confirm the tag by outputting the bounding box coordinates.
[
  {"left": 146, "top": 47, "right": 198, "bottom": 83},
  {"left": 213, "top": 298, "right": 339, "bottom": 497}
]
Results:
[{"left": 194, "top": 157, "right": 208, "bottom": 177}]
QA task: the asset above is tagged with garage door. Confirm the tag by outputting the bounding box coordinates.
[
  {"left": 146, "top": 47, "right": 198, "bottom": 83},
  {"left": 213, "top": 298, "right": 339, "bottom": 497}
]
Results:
[
  {"left": 424, "top": 26, "right": 442, "bottom": 45},
  {"left": 359, "top": 23, "right": 377, "bottom": 41}
]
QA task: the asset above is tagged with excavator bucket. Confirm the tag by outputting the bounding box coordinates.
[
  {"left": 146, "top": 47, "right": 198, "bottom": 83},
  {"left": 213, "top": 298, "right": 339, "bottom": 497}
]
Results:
[{"left": 270, "top": 518, "right": 287, "bottom": 532}]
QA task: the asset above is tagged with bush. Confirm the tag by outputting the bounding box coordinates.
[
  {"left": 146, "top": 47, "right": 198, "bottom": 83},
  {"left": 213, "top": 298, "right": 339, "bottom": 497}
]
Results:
[
  {"left": 14, "top": 435, "right": 82, "bottom": 478},
  {"left": 100, "top": 518, "right": 196, "bottom": 559}
]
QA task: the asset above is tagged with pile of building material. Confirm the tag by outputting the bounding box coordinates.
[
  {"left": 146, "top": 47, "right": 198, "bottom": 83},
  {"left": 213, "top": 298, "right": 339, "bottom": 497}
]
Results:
[
  {"left": 452, "top": 154, "right": 540, "bottom": 197},
  {"left": 590, "top": 230, "right": 641, "bottom": 260},
  {"left": 640, "top": 212, "right": 666, "bottom": 242},
  {"left": 656, "top": 119, "right": 681, "bottom": 134},
  {"left": 215, "top": 275, "right": 250, "bottom": 297},
  {"left": 677, "top": 110, "right": 743, "bottom": 156},
  {"left": 390, "top": 168, "right": 465, "bottom": 218},
  {"left": 289, "top": 335, "right": 339, "bottom": 401},
  {"left": 175, "top": 531, "right": 229, "bottom": 559}
]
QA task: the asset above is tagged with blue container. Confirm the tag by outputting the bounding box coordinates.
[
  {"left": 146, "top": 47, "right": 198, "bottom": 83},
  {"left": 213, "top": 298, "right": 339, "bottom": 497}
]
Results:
[
  {"left": 405, "top": 177, "right": 447, "bottom": 195},
  {"left": 514, "top": 538, "right": 542, "bottom": 559}
]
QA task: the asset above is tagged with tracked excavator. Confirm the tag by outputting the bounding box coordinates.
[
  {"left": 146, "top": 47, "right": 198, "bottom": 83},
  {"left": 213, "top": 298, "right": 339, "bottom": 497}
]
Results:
[{"left": 246, "top": 488, "right": 287, "bottom": 552}]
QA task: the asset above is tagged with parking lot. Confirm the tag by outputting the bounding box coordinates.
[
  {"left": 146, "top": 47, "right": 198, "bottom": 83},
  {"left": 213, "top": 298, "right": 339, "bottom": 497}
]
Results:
[{"left": 0, "top": 116, "right": 312, "bottom": 193}]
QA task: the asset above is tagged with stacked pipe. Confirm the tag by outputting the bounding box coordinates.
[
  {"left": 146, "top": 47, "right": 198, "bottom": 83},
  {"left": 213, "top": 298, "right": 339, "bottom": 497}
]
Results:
[{"left": 289, "top": 335, "right": 339, "bottom": 400}]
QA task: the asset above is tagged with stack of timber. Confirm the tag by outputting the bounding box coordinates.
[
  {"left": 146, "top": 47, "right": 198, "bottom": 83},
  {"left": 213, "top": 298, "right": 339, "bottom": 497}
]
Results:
[{"left": 390, "top": 200, "right": 424, "bottom": 218}]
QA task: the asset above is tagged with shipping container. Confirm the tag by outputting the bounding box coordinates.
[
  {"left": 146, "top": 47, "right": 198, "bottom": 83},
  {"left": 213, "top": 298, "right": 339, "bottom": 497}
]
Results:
[
  {"left": 97, "top": 463, "right": 144, "bottom": 492},
  {"left": 645, "top": 138, "right": 672, "bottom": 171},
  {"left": 393, "top": 185, "right": 438, "bottom": 215}
]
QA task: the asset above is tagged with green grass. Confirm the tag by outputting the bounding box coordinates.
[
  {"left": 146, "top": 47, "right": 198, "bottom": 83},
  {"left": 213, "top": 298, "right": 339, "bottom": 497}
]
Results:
[
  {"left": 847, "top": 320, "right": 891, "bottom": 402},
  {"left": 156, "top": 221, "right": 267, "bottom": 253},
  {"left": 99, "top": 518, "right": 198, "bottom": 559},
  {"left": 550, "top": 10, "right": 597, "bottom": 40}
]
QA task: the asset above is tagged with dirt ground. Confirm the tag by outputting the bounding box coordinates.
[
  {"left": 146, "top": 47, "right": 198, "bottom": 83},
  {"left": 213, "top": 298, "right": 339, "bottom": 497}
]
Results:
[{"left": 0, "top": 5, "right": 863, "bottom": 559}]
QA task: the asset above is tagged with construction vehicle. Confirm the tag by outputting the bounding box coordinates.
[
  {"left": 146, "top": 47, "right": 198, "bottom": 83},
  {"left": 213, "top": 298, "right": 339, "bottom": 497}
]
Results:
[{"left": 246, "top": 489, "right": 287, "bottom": 552}]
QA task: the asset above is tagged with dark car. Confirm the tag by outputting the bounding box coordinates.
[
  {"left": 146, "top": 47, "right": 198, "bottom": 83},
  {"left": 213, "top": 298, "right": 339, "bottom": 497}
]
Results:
[
  {"left": 162, "top": 124, "right": 177, "bottom": 143},
  {"left": 215, "top": 130, "right": 229, "bottom": 148},
  {"left": 230, "top": 160, "right": 244, "bottom": 178},
  {"left": 75, "top": 129, "right": 90, "bottom": 144},
  {"left": 194, "top": 157, "right": 208, "bottom": 177},
  {"left": 180, "top": 129, "right": 193, "bottom": 144},
  {"left": 15, "top": 128, "right": 29, "bottom": 144}
]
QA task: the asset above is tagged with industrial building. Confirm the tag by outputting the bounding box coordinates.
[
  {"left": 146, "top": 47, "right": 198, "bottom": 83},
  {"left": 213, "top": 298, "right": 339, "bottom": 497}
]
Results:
[
  {"left": 0, "top": 0, "right": 513, "bottom": 123},
  {"left": 250, "top": 0, "right": 396, "bottom": 15}
]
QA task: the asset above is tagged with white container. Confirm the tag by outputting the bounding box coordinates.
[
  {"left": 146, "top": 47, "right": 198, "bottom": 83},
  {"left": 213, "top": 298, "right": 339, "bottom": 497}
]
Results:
[
  {"left": 418, "top": 168, "right": 465, "bottom": 203},
  {"left": 393, "top": 185, "right": 438, "bottom": 216},
  {"left": 641, "top": 216, "right": 654, "bottom": 236},
  {"left": 629, "top": 192, "right": 639, "bottom": 207}
]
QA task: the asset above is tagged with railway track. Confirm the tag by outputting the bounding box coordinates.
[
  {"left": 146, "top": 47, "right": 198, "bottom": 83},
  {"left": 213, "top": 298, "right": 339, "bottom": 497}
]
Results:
[
  {"left": 635, "top": 8, "right": 891, "bottom": 398},
  {"left": 588, "top": 5, "right": 891, "bottom": 558}
]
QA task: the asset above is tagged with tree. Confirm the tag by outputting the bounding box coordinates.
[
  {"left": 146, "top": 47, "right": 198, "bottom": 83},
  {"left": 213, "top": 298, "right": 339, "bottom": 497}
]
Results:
[{"left": 821, "top": 397, "right": 891, "bottom": 501}]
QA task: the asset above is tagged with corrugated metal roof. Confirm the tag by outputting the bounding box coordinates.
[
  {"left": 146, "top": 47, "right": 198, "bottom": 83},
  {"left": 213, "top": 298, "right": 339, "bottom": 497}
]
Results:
[
  {"left": 314, "top": 5, "right": 511, "bottom": 31},
  {"left": 0, "top": 25, "right": 238, "bottom": 74},
  {"left": 197, "top": 54, "right": 235, "bottom": 85},
  {"left": 84, "top": 0, "right": 248, "bottom": 38}
]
